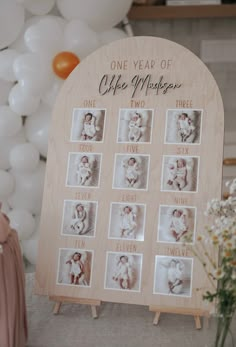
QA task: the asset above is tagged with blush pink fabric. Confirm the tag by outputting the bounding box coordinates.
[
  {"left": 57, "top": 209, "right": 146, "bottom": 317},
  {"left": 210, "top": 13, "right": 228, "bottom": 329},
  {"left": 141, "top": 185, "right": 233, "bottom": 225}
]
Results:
[{"left": 0, "top": 212, "right": 27, "bottom": 347}]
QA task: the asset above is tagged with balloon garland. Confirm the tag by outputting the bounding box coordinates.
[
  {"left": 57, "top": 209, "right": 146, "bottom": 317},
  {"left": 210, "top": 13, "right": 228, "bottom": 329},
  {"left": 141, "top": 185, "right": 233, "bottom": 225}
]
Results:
[{"left": 0, "top": 0, "right": 132, "bottom": 264}]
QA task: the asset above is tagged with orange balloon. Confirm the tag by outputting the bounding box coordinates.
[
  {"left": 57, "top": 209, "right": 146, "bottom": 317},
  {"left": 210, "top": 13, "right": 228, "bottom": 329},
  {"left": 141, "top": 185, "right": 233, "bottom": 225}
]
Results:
[{"left": 52, "top": 51, "right": 80, "bottom": 79}]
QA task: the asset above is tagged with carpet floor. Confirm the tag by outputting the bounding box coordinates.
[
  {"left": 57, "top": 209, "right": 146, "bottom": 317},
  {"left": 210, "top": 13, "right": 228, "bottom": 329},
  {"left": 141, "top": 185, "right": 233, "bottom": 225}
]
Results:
[{"left": 25, "top": 273, "right": 235, "bottom": 347}]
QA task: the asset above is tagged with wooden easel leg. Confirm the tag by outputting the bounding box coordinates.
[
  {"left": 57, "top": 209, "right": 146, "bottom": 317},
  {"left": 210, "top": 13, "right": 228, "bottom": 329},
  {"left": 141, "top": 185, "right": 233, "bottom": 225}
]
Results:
[
  {"left": 153, "top": 312, "right": 161, "bottom": 326},
  {"left": 49, "top": 296, "right": 101, "bottom": 318},
  {"left": 91, "top": 305, "right": 98, "bottom": 319},
  {"left": 194, "top": 315, "right": 201, "bottom": 330},
  {"left": 53, "top": 301, "right": 62, "bottom": 315}
]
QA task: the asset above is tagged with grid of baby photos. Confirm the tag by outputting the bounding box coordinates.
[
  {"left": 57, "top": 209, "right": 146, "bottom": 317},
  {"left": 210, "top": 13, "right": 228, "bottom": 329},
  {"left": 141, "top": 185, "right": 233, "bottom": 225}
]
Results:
[{"left": 57, "top": 107, "right": 203, "bottom": 298}]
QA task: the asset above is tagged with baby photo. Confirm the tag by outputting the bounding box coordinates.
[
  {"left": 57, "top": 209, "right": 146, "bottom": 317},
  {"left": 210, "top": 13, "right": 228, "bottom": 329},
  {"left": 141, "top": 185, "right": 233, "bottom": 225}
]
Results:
[
  {"left": 66, "top": 152, "right": 102, "bottom": 188},
  {"left": 113, "top": 154, "right": 150, "bottom": 190},
  {"left": 117, "top": 108, "right": 153, "bottom": 143},
  {"left": 61, "top": 200, "right": 98, "bottom": 237},
  {"left": 153, "top": 256, "right": 193, "bottom": 297},
  {"left": 70, "top": 108, "right": 106, "bottom": 142},
  {"left": 57, "top": 248, "right": 93, "bottom": 287},
  {"left": 165, "top": 109, "right": 202, "bottom": 144},
  {"left": 157, "top": 205, "right": 196, "bottom": 244},
  {"left": 108, "top": 203, "right": 146, "bottom": 241},
  {"left": 161, "top": 155, "right": 199, "bottom": 192},
  {"left": 105, "top": 252, "right": 143, "bottom": 292}
]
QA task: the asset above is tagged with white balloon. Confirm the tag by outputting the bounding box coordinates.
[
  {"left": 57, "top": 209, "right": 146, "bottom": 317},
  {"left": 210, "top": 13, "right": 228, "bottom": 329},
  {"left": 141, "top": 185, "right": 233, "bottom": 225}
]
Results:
[
  {"left": 0, "top": 200, "right": 10, "bottom": 214},
  {"left": 24, "top": 17, "right": 63, "bottom": 55},
  {"left": 13, "top": 53, "right": 53, "bottom": 96},
  {"left": 64, "top": 20, "right": 99, "bottom": 59},
  {"left": 21, "top": 212, "right": 40, "bottom": 264},
  {"left": 20, "top": 0, "right": 56, "bottom": 15},
  {"left": 50, "top": 15, "right": 67, "bottom": 31},
  {"left": 99, "top": 28, "right": 127, "bottom": 46},
  {"left": 0, "top": 79, "right": 14, "bottom": 105},
  {"left": 21, "top": 237, "right": 39, "bottom": 264},
  {"left": 0, "top": 49, "right": 19, "bottom": 82},
  {"left": 56, "top": 0, "right": 133, "bottom": 32},
  {"left": 8, "top": 83, "right": 40, "bottom": 115},
  {"left": 12, "top": 14, "right": 66, "bottom": 53},
  {"left": 9, "top": 143, "right": 40, "bottom": 172},
  {"left": 0, "top": 170, "right": 15, "bottom": 199},
  {"left": 25, "top": 103, "right": 51, "bottom": 157},
  {"left": 0, "top": 1, "right": 25, "bottom": 49},
  {"left": 8, "top": 161, "right": 46, "bottom": 215},
  {"left": 0, "top": 106, "right": 22, "bottom": 137},
  {"left": 8, "top": 208, "right": 35, "bottom": 240},
  {"left": 0, "top": 130, "right": 26, "bottom": 170},
  {"left": 10, "top": 16, "right": 42, "bottom": 53},
  {"left": 42, "top": 78, "right": 63, "bottom": 107}
]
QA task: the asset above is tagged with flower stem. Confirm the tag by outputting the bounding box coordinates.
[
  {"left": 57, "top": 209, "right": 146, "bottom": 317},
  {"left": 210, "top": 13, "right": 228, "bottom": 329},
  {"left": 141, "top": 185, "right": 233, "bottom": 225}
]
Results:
[{"left": 215, "top": 316, "right": 233, "bottom": 347}]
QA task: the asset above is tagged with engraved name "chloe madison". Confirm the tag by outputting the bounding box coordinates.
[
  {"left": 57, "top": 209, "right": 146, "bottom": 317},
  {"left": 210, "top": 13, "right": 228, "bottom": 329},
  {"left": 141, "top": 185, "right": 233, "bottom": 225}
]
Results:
[{"left": 98, "top": 74, "right": 182, "bottom": 97}]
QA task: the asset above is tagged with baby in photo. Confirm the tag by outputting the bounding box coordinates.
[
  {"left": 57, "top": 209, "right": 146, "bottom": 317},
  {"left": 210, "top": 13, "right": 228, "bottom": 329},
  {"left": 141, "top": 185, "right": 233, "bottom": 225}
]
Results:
[
  {"left": 165, "top": 109, "right": 202, "bottom": 144},
  {"left": 169, "top": 208, "right": 188, "bottom": 242},
  {"left": 105, "top": 252, "right": 142, "bottom": 292},
  {"left": 57, "top": 249, "right": 93, "bottom": 287},
  {"left": 117, "top": 109, "right": 153, "bottom": 143},
  {"left": 166, "top": 259, "right": 185, "bottom": 294},
  {"left": 70, "top": 203, "right": 87, "bottom": 235},
  {"left": 162, "top": 156, "right": 198, "bottom": 192},
  {"left": 81, "top": 112, "right": 98, "bottom": 141},
  {"left": 62, "top": 200, "right": 97, "bottom": 237},
  {"left": 123, "top": 157, "right": 140, "bottom": 188},
  {"left": 177, "top": 112, "right": 196, "bottom": 143},
  {"left": 77, "top": 155, "right": 92, "bottom": 186},
  {"left": 66, "top": 251, "right": 85, "bottom": 285},
  {"left": 113, "top": 154, "right": 149, "bottom": 190},
  {"left": 167, "top": 158, "right": 187, "bottom": 191},
  {"left": 154, "top": 256, "right": 193, "bottom": 297},
  {"left": 119, "top": 205, "right": 137, "bottom": 239},
  {"left": 70, "top": 108, "right": 106, "bottom": 142},
  {"left": 158, "top": 206, "right": 195, "bottom": 243},
  {"left": 112, "top": 255, "right": 133, "bottom": 290},
  {"left": 108, "top": 203, "right": 145, "bottom": 241},
  {"left": 66, "top": 153, "right": 101, "bottom": 188},
  {"left": 128, "top": 111, "right": 142, "bottom": 142}
]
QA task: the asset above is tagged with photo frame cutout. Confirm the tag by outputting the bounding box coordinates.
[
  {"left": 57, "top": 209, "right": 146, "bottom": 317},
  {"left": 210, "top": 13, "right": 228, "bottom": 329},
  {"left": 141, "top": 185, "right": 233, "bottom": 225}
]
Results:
[
  {"left": 61, "top": 200, "right": 98, "bottom": 238},
  {"left": 164, "top": 109, "right": 203, "bottom": 145},
  {"left": 117, "top": 108, "right": 154, "bottom": 144},
  {"left": 104, "top": 251, "right": 143, "bottom": 293},
  {"left": 108, "top": 202, "right": 146, "bottom": 241},
  {"left": 70, "top": 108, "right": 106, "bottom": 142},
  {"left": 153, "top": 255, "right": 194, "bottom": 298},
  {"left": 57, "top": 248, "right": 94, "bottom": 288},
  {"left": 66, "top": 152, "right": 102, "bottom": 188},
  {"left": 157, "top": 205, "right": 197, "bottom": 244},
  {"left": 161, "top": 155, "right": 200, "bottom": 193},
  {"left": 112, "top": 153, "right": 150, "bottom": 191}
]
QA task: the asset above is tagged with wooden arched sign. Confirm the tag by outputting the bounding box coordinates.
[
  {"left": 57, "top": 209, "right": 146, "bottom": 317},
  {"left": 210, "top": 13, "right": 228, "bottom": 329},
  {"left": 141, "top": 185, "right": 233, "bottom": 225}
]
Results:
[{"left": 35, "top": 37, "right": 224, "bottom": 321}]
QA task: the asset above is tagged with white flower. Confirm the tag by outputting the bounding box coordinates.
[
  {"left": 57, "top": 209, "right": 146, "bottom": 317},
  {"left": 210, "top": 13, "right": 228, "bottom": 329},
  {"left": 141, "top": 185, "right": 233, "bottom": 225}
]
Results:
[
  {"left": 226, "top": 178, "right": 236, "bottom": 195},
  {"left": 213, "top": 268, "right": 225, "bottom": 279},
  {"left": 224, "top": 240, "right": 236, "bottom": 252},
  {"left": 223, "top": 248, "right": 233, "bottom": 258}
]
